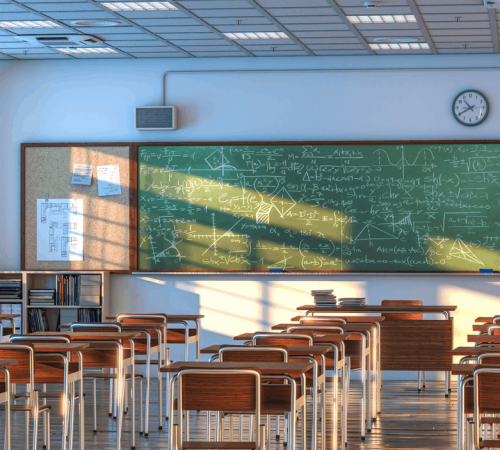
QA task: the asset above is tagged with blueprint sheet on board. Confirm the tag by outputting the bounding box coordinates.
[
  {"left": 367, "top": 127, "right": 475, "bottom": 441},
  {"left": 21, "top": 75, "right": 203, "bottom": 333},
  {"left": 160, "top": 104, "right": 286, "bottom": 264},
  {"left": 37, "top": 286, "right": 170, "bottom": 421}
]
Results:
[{"left": 36, "top": 199, "right": 84, "bottom": 261}]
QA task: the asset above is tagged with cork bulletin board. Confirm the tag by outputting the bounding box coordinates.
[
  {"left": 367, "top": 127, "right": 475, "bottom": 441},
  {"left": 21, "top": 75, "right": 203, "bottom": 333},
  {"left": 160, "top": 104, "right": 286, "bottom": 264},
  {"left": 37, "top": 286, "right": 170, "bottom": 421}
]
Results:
[{"left": 21, "top": 144, "right": 137, "bottom": 271}]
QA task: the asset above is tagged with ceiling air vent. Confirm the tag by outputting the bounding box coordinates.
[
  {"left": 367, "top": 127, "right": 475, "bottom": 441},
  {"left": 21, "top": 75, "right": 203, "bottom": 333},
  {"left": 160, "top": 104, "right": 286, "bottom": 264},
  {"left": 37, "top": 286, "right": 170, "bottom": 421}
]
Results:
[
  {"left": 136, "top": 106, "right": 178, "bottom": 131},
  {"left": 14, "top": 35, "right": 104, "bottom": 48},
  {"left": 484, "top": 0, "right": 500, "bottom": 8}
]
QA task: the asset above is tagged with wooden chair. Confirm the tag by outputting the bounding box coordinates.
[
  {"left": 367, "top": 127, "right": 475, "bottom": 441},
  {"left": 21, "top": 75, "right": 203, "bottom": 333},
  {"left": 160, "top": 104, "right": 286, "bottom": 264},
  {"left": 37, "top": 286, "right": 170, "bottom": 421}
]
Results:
[
  {"left": 68, "top": 322, "right": 144, "bottom": 441},
  {"left": 169, "top": 369, "right": 266, "bottom": 450},
  {"left": 9, "top": 335, "right": 82, "bottom": 449},
  {"left": 0, "top": 344, "right": 51, "bottom": 450},
  {"left": 113, "top": 314, "right": 167, "bottom": 432},
  {"left": 218, "top": 346, "right": 302, "bottom": 450},
  {"left": 473, "top": 362, "right": 500, "bottom": 449},
  {"left": 381, "top": 300, "right": 426, "bottom": 390},
  {"left": 0, "top": 362, "right": 12, "bottom": 450}
]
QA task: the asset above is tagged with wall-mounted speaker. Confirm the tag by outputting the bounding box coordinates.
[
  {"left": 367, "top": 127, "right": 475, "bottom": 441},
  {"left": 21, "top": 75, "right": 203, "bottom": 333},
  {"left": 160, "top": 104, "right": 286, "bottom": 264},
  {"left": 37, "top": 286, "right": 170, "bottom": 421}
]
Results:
[{"left": 135, "top": 106, "right": 178, "bottom": 130}]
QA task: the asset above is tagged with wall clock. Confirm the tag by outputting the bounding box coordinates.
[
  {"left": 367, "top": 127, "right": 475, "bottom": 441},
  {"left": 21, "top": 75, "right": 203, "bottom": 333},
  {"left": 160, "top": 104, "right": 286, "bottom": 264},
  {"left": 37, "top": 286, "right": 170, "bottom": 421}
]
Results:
[{"left": 452, "top": 89, "right": 489, "bottom": 126}]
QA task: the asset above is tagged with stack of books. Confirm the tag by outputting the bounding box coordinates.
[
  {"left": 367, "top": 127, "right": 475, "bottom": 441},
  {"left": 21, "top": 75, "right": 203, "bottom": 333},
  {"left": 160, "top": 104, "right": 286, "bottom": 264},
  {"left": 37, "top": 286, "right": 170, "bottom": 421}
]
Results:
[
  {"left": 28, "top": 309, "right": 49, "bottom": 332},
  {"left": 0, "top": 278, "right": 21, "bottom": 299},
  {"left": 29, "top": 289, "right": 56, "bottom": 306},
  {"left": 338, "top": 298, "right": 366, "bottom": 307},
  {"left": 78, "top": 308, "right": 101, "bottom": 323},
  {"left": 312, "top": 289, "right": 337, "bottom": 307},
  {"left": 56, "top": 274, "right": 80, "bottom": 306}
]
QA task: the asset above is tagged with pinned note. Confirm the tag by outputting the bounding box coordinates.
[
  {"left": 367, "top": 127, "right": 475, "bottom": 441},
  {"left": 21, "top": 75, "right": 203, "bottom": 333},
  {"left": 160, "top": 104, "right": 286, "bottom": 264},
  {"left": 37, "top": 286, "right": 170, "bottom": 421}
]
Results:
[
  {"left": 97, "top": 164, "right": 121, "bottom": 196},
  {"left": 71, "top": 164, "right": 93, "bottom": 185}
]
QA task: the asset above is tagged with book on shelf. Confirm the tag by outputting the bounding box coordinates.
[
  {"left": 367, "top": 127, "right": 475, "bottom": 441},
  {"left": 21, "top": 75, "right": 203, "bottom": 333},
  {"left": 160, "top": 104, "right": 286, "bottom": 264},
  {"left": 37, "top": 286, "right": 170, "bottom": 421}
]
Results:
[
  {"left": 78, "top": 308, "right": 101, "bottom": 323},
  {"left": 0, "top": 278, "right": 22, "bottom": 299},
  {"left": 29, "top": 289, "right": 56, "bottom": 306},
  {"left": 28, "top": 309, "right": 50, "bottom": 332},
  {"left": 54, "top": 274, "right": 101, "bottom": 307}
]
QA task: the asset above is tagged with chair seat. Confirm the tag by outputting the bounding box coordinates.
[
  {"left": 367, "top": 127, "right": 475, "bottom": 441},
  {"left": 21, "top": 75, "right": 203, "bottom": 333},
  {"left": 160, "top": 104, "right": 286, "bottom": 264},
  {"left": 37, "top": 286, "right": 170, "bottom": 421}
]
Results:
[
  {"left": 480, "top": 440, "right": 500, "bottom": 448},
  {"left": 83, "top": 373, "right": 143, "bottom": 379},
  {"left": 15, "top": 392, "right": 86, "bottom": 399},
  {"left": 0, "top": 404, "right": 51, "bottom": 412},
  {"left": 181, "top": 441, "right": 256, "bottom": 449}
]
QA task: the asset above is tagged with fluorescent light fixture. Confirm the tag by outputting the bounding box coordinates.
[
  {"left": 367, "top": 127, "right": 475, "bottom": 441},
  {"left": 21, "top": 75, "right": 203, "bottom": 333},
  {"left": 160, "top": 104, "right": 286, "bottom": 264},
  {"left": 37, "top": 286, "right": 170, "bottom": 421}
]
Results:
[
  {"left": 56, "top": 47, "right": 118, "bottom": 54},
  {"left": 71, "top": 20, "right": 122, "bottom": 27},
  {"left": 101, "top": 1, "right": 177, "bottom": 11},
  {"left": 347, "top": 14, "right": 416, "bottom": 24},
  {"left": 370, "top": 42, "right": 429, "bottom": 50},
  {"left": 224, "top": 31, "right": 288, "bottom": 40},
  {"left": 0, "top": 21, "right": 62, "bottom": 29}
]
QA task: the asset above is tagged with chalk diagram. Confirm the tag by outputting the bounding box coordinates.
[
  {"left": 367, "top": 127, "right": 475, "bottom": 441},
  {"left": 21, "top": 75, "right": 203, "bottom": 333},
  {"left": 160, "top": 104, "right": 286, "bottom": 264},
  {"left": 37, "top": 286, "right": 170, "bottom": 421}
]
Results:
[
  {"left": 205, "top": 147, "right": 237, "bottom": 173},
  {"left": 36, "top": 199, "right": 83, "bottom": 262},
  {"left": 373, "top": 146, "right": 435, "bottom": 178},
  {"left": 448, "top": 238, "right": 484, "bottom": 266},
  {"left": 355, "top": 222, "right": 398, "bottom": 242}
]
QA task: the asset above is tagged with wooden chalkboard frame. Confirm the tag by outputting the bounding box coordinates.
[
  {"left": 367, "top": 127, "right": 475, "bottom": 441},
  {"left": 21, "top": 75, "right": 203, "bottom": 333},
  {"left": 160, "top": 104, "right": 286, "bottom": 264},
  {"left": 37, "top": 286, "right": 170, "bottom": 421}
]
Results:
[
  {"left": 21, "top": 143, "right": 138, "bottom": 272},
  {"left": 134, "top": 140, "right": 500, "bottom": 273}
]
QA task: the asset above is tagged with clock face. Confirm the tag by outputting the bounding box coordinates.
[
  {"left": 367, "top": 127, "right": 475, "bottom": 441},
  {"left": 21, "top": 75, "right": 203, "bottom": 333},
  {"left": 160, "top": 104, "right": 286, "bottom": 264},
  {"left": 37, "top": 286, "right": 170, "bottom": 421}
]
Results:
[{"left": 452, "top": 90, "right": 489, "bottom": 127}]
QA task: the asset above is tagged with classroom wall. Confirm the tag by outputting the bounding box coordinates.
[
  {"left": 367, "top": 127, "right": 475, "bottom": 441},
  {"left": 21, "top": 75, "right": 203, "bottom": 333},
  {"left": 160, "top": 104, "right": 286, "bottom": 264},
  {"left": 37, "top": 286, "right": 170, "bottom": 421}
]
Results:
[{"left": 2, "top": 54, "right": 500, "bottom": 379}]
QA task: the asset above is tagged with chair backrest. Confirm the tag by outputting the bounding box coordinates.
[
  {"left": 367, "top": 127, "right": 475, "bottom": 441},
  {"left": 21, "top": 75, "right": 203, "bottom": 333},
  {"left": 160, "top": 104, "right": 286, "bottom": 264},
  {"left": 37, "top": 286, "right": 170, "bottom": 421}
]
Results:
[
  {"left": 381, "top": 300, "right": 423, "bottom": 320},
  {"left": 9, "top": 334, "right": 71, "bottom": 344},
  {"left": 115, "top": 314, "right": 166, "bottom": 324},
  {"left": 253, "top": 333, "right": 313, "bottom": 346},
  {"left": 219, "top": 345, "right": 288, "bottom": 363},
  {"left": 178, "top": 369, "right": 261, "bottom": 412},
  {"left": 299, "top": 317, "right": 347, "bottom": 325},
  {"left": 70, "top": 323, "right": 121, "bottom": 333},
  {"left": 0, "top": 344, "right": 34, "bottom": 385},
  {"left": 474, "top": 367, "right": 500, "bottom": 417},
  {"left": 287, "top": 325, "right": 344, "bottom": 339}
]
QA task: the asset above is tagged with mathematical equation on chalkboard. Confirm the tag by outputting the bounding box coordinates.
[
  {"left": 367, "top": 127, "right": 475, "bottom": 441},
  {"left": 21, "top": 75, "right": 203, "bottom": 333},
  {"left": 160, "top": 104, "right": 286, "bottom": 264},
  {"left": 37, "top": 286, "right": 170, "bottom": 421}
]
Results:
[{"left": 138, "top": 144, "right": 500, "bottom": 271}]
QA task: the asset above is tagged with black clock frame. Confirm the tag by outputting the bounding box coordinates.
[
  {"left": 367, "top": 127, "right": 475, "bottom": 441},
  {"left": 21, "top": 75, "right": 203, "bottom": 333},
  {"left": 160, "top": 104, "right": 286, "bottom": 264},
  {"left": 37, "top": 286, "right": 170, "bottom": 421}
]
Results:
[{"left": 452, "top": 89, "right": 489, "bottom": 127}]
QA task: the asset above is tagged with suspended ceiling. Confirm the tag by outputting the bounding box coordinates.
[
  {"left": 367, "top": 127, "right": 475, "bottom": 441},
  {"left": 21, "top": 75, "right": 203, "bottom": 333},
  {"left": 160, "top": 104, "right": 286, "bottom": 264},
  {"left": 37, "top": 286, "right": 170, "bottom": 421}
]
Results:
[{"left": 0, "top": 0, "right": 496, "bottom": 60}]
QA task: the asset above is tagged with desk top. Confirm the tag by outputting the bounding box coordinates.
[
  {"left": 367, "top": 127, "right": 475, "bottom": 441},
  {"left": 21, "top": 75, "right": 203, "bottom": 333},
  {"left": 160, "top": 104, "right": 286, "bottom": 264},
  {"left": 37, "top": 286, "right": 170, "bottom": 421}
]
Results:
[
  {"left": 452, "top": 363, "right": 500, "bottom": 376},
  {"left": 291, "top": 315, "right": 385, "bottom": 323},
  {"left": 161, "top": 361, "right": 313, "bottom": 375},
  {"left": 272, "top": 323, "right": 374, "bottom": 332},
  {"left": 106, "top": 314, "right": 204, "bottom": 320},
  {"left": 297, "top": 305, "right": 457, "bottom": 312},
  {"left": 452, "top": 346, "right": 500, "bottom": 356},
  {"left": 31, "top": 343, "right": 90, "bottom": 352},
  {"left": 0, "top": 360, "right": 17, "bottom": 369},
  {"left": 0, "top": 314, "right": 20, "bottom": 320},
  {"left": 30, "top": 332, "right": 141, "bottom": 340},
  {"left": 467, "top": 335, "right": 500, "bottom": 343},
  {"left": 234, "top": 332, "right": 351, "bottom": 341},
  {"left": 200, "top": 344, "right": 333, "bottom": 356},
  {"left": 475, "top": 316, "right": 500, "bottom": 323},
  {"left": 117, "top": 323, "right": 166, "bottom": 330},
  {"left": 472, "top": 324, "right": 500, "bottom": 332}
]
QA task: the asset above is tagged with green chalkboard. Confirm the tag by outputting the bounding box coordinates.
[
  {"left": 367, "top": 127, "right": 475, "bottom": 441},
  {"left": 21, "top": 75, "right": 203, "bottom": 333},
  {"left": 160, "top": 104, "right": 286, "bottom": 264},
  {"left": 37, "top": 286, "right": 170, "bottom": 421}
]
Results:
[{"left": 138, "top": 142, "right": 500, "bottom": 272}]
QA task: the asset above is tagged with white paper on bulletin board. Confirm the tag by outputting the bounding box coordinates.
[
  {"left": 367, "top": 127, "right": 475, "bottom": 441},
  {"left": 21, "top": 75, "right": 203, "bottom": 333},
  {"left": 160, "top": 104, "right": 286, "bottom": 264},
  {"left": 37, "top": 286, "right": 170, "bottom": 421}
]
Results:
[{"left": 36, "top": 198, "right": 84, "bottom": 261}]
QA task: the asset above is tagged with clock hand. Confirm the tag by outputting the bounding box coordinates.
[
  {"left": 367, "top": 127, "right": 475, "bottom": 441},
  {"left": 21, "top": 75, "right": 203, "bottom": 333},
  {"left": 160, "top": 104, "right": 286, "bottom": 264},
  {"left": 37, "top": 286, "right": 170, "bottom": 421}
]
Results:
[
  {"left": 464, "top": 100, "right": 472, "bottom": 109},
  {"left": 459, "top": 106, "right": 473, "bottom": 116}
]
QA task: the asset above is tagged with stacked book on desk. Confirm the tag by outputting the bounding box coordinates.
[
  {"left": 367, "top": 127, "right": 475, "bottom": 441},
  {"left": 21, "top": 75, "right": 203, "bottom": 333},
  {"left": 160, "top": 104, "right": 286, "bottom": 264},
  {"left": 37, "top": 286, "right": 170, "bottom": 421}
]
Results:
[
  {"left": 0, "top": 278, "right": 22, "bottom": 299},
  {"left": 312, "top": 289, "right": 337, "bottom": 307},
  {"left": 29, "top": 289, "right": 56, "bottom": 306},
  {"left": 338, "top": 298, "right": 366, "bottom": 307}
]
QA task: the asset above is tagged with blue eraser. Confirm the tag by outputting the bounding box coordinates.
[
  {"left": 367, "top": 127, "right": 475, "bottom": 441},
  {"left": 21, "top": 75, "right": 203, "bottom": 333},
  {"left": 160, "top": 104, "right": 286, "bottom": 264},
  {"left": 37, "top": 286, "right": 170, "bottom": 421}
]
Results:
[
  {"left": 269, "top": 269, "right": 283, "bottom": 273},
  {"left": 480, "top": 269, "right": 493, "bottom": 273}
]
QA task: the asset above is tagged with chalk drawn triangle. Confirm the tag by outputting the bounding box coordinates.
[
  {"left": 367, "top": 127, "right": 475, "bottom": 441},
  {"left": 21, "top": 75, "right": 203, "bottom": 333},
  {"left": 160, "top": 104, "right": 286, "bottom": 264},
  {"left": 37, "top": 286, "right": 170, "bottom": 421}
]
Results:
[
  {"left": 449, "top": 238, "right": 484, "bottom": 266},
  {"left": 303, "top": 172, "right": 310, "bottom": 181},
  {"left": 355, "top": 224, "right": 398, "bottom": 241}
]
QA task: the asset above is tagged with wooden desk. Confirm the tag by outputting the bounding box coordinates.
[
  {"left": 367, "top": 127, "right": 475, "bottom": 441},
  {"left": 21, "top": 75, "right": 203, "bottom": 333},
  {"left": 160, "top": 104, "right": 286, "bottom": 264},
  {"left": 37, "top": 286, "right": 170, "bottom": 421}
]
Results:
[
  {"left": 31, "top": 331, "right": 140, "bottom": 340},
  {"left": 233, "top": 332, "right": 351, "bottom": 342},
  {"left": 291, "top": 315, "right": 386, "bottom": 323},
  {"left": 297, "top": 304, "right": 455, "bottom": 396},
  {"left": 0, "top": 360, "right": 17, "bottom": 369},
  {"left": 452, "top": 346, "right": 500, "bottom": 356},
  {"left": 201, "top": 344, "right": 332, "bottom": 356},
  {"left": 162, "top": 360, "right": 312, "bottom": 375},
  {"left": 31, "top": 343, "right": 90, "bottom": 352},
  {"left": 475, "top": 316, "right": 500, "bottom": 323},
  {"left": 467, "top": 335, "right": 500, "bottom": 344},
  {"left": 472, "top": 324, "right": 500, "bottom": 333}
]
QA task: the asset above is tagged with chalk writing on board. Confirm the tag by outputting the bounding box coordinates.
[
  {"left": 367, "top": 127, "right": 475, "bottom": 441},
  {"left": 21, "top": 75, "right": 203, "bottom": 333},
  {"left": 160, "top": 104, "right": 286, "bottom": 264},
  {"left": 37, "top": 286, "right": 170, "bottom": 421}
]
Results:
[{"left": 138, "top": 144, "right": 500, "bottom": 271}]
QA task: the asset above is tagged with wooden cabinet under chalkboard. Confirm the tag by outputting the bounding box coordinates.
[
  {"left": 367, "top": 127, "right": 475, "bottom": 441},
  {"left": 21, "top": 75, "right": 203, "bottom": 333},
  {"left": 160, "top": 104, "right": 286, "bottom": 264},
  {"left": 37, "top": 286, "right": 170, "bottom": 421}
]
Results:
[{"left": 138, "top": 143, "right": 500, "bottom": 272}]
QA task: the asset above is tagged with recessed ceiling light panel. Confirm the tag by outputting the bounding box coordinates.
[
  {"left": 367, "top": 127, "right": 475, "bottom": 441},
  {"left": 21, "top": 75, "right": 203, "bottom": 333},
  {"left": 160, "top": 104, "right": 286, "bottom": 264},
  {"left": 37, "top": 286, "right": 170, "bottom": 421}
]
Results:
[
  {"left": 224, "top": 32, "right": 288, "bottom": 40},
  {"left": 372, "top": 37, "right": 421, "bottom": 43},
  {"left": 71, "top": 20, "right": 122, "bottom": 27},
  {"left": 56, "top": 47, "right": 118, "bottom": 54},
  {"left": 370, "top": 42, "right": 430, "bottom": 50},
  {"left": 0, "top": 21, "right": 61, "bottom": 29},
  {"left": 347, "top": 15, "right": 416, "bottom": 24},
  {"left": 101, "top": 2, "right": 177, "bottom": 11}
]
